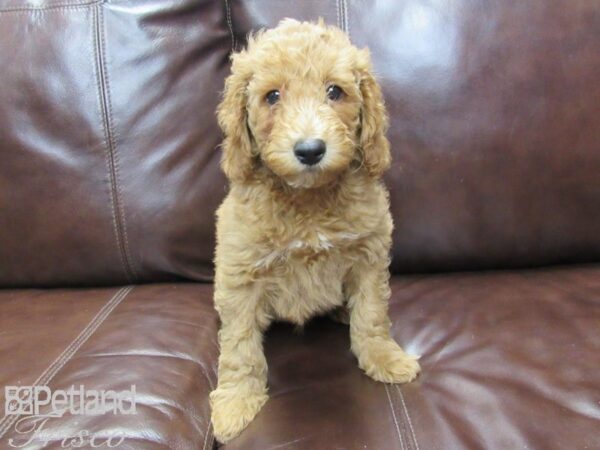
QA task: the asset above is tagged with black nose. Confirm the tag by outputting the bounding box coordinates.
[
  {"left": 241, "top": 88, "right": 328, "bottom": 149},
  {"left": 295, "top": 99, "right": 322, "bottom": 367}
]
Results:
[{"left": 293, "top": 139, "right": 326, "bottom": 166}]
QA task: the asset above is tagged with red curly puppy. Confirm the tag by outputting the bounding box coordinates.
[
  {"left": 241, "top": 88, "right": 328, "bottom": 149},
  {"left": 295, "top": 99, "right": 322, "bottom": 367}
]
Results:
[{"left": 210, "top": 19, "right": 420, "bottom": 443}]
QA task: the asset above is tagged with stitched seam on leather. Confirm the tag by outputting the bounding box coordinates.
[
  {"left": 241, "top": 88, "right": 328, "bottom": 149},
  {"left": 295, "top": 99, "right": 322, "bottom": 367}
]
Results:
[
  {"left": 384, "top": 384, "right": 405, "bottom": 450},
  {"left": 343, "top": 0, "right": 350, "bottom": 39},
  {"left": 92, "top": 4, "right": 128, "bottom": 280},
  {"left": 201, "top": 423, "right": 207, "bottom": 450},
  {"left": 202, "top": 421, "right": 212, "bottom": 450},
  {"left": 0, "top": 0, "right": 99, "bottom": 13},
  {"left": 396, "top": 385, "right": 421, "bottom": 450},
  {"left": 392, "top": 385, "right": 414, "bottom": 450},
  {"left": 224, "top": 0, "right": 235, "bottom": 52},
  {"left": 93, "top": 3, "right": 136, "bottom": 282},
  {"left": 0, "top": 286, "right": 134, "bottom": 439},
  {"left": 207, "top": 424, "right": 214, "bottom": 450},
  {"left": 99, "top": 4, "right": 137, "bottom": 281},
  {"left": 391, "top": 384, "right": 413, "bottom": 450},
  {"left": 336, "top": 0, "right": 350, "bottom": 37}
]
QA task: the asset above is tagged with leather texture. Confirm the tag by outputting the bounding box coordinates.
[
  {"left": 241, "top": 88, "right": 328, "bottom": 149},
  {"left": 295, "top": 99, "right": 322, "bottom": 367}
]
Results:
[
  {"left": 0, "top": 267, "right": 598, "bottom": 449},
  {"left": 224, "top": 266, "right": 600, "bottom": 450},
  {"left": 0, "top": 0, "right": 230, "bottom": 287},
  {"left": 0, "top": 0, "right": 599, "bottom": 449},
  {"left": 0, "top": 283, "right": 219, "bottom": 449},
  {"left": 231, "top": 0, "right": 600, "bottom": 274},
  {"left": 2, "top": 0, "right": 600, "bottom": 287}
]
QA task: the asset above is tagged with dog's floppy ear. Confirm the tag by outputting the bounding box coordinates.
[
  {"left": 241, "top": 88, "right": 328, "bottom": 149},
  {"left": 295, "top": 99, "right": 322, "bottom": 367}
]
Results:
[
  {"left": 217, "top": 52, "right": 254, "bottom": 182},
  {"left": 357, "top": 49, "right": 391, "bottom": 177}
]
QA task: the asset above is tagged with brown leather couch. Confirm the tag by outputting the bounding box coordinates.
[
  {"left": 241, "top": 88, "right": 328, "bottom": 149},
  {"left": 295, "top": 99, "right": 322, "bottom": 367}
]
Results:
[{"left": 1, "top": 1, "right": 599, "bottom": 449}]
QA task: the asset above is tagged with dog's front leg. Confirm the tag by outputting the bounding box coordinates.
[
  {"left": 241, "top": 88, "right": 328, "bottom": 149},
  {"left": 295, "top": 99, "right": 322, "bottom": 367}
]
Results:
[
  {"left": 346, "top": 262, "right": 420, "bottom": 384},
  {"left": 210, "top": 283, "right": 269, "bottom": 443}
]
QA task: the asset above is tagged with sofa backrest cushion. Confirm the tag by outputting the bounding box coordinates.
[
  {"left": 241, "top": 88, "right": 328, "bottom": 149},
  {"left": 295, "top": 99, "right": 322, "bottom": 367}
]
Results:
[
  {"left": 0, "top": 0, "right": 229, "bottom": 286},
  {"left": 1, "top": 0, "right": 599, "bottom": 287},
  {"left": 230, "top": 0, "right": 600, "bottom": 274}
]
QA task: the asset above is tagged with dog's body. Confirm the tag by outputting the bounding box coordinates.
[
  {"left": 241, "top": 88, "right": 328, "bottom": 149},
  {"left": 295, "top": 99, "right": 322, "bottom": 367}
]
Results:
[
  {"left": 216, "top": 171, "right": 390, "bottom": 326},
  {"left": 210, "top": 19, "right": 420, "bottom": 443}
]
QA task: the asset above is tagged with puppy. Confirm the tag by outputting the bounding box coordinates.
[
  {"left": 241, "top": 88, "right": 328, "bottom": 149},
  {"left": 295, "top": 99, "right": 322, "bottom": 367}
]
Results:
[{"left": 210, "top": 19, "right": 420, "bottom": 443}]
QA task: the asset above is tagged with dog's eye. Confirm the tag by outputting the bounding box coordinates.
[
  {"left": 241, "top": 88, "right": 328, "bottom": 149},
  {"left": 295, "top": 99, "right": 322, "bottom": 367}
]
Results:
[
  {"left": 326, "top": 85, "right": 344, "bottom": 101},
  {"left": 265, "top": 90, "right": 280, "bottom": 105}
]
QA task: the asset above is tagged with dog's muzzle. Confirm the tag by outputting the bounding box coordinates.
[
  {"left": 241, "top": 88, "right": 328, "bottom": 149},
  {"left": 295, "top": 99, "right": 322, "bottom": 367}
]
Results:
[{"left": 293, "top": 139, "right": 326, "bottom": 166}]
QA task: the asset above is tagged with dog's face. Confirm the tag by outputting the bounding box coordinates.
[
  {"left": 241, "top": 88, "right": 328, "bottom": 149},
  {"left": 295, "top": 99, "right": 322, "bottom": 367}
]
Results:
[
  {"left": 244, "top": 36, "right": 361, "bottom": 189},
  {"left": 218, "top": 19, "right": 390, "bottom": 188}
]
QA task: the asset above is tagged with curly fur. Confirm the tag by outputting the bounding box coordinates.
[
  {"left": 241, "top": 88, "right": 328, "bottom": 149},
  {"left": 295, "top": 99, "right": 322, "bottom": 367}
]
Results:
[{"left": 210, "top": 19, "right": 420, "bottom": 443}]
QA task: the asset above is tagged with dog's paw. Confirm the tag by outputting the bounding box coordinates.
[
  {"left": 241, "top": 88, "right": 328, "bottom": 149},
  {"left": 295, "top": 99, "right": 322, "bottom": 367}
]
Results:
[
  {"left": 209, "top": 385, "right": 268, "bottom": 443},
  {"left": 357, "top": 339, "right": 421, "bottom": 384}
]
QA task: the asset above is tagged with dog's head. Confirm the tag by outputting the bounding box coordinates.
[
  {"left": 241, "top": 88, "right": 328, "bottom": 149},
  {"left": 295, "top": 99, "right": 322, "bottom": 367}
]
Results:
[{"left": 218, "top": 19, "right": 390, "bottom": 189}]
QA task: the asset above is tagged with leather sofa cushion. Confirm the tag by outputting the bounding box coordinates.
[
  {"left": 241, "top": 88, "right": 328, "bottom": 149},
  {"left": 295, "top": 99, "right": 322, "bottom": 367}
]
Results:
[
  {"left": 224, "top": 265, "right": 600, "bottom": 449},
  {"left": 0, "top": 284, "right": 218, "bottom": 449},
  {"left": 1, "top": 0, "right": 599, "bottom": 286},
  {"left": 231, "top": 0, "right": 600, "bottom": 273},
  {"left": 1, "top": 266, "right": 597, "bottom": 449},
  {"left": 0, "top": 0, "right": 229, "bottom": 287}
]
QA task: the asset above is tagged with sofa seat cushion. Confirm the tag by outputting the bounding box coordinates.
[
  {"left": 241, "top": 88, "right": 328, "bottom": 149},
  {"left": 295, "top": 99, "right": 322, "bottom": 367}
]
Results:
[
  {"left": 0, "top": 283, "right": 218, "bottom": 450},
  {"left": 224, "top": 265, "right": 600, "bottom": 449}
]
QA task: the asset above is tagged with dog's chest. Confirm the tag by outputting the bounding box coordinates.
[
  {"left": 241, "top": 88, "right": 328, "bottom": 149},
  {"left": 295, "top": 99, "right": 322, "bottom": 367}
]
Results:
[{"left": 257, "top": 234, "right": 360, "bottom": 324}]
